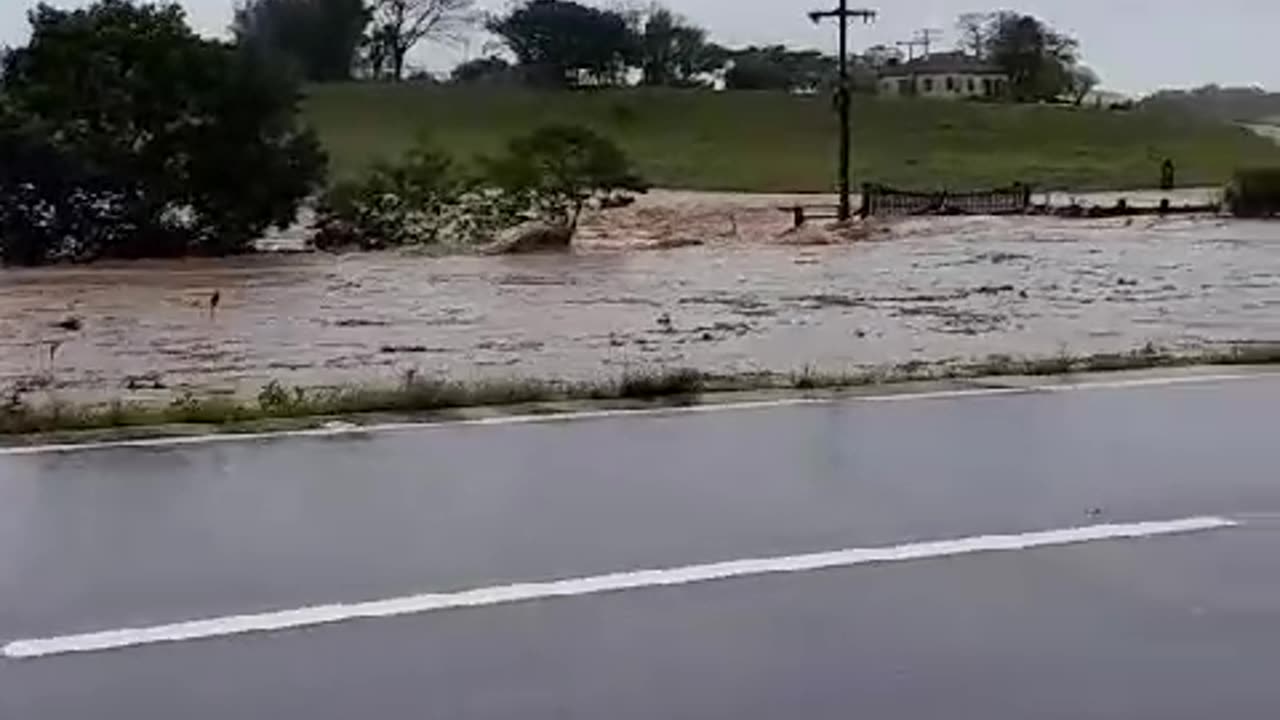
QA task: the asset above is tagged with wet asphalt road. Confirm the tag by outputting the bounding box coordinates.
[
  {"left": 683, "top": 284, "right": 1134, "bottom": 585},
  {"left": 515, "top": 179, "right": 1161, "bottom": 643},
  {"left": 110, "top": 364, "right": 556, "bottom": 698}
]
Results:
[{"left": 4, "top": 376, "right": 1280, "bottom": 719}]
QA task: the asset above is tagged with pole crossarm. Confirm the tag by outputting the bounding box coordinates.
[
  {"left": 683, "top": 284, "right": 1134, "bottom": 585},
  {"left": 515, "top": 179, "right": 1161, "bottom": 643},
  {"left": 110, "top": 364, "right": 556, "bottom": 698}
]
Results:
[{"left": 808, "top": 8, "right": 877, "bottom": 22}]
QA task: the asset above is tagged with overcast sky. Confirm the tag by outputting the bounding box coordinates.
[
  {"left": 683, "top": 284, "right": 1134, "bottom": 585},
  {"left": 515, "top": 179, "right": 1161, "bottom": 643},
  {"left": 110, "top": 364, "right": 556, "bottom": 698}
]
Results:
[{"left": 3, "top": 1, "right": 1277, "bottom": 94}]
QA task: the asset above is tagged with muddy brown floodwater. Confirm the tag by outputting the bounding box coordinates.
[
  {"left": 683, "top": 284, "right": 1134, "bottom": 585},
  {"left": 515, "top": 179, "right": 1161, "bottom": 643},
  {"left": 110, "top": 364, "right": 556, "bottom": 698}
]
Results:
[{"left": 2, "top": 189, "right": 1278, "bottom": 407}]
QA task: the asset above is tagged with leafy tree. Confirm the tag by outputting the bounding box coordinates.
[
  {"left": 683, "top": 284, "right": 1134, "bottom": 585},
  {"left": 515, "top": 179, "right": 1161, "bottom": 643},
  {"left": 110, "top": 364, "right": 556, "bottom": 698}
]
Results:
[
  {"left": 0, "top": 1, "right": 326, "bottom": 265},
  {"left": 983, "top": 12, "right": 1078, "bottom": 102},
  {"left": 725, "top": 46, "right": 835, "bottom": 92},
  {"left": 450, "top": 55, "right": 512, "bottom": 84},
  {"left": 862, "top": 43, "right": 903, "bottom": 69},
  {"left": 487, "top": 0, "right": 640, "bottom": 87},
  {"left": 367, "top": 0, "right": 478, "bottom": 80},
  {"left": 232, "top": 0, "right": 370, "bottom": 82},
  {"left": 724, "top": 53, "right": 791, "bottom": 91},
  {"left": 483, "top": 125, "right": 647, "bottom": 230},
  {"left": 638, "top": 6, "right": 721, "bottom": 86}
]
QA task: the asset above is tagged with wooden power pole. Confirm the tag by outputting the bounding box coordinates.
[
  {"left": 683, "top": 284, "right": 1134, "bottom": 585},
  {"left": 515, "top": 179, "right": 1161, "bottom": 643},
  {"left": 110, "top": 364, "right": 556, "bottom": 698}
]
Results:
[
  {"left": 896, "top": 39, "right": 925, "bottom": 61},
  {"left": 915, "top": 28, "right": 942, "bottom": 57},
  {"left": 809, "top": 1, "right": 877, "bottom": 221}
]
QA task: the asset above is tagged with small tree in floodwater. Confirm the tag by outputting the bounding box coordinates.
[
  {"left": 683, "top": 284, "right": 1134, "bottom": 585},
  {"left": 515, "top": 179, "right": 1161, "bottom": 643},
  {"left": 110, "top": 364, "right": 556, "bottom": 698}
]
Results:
[
  {"left": 0, "top": 0, "right": 327, "bottom": 265},
  {"left": 483, "top": 125, "right": 648, "bottom": 231}
]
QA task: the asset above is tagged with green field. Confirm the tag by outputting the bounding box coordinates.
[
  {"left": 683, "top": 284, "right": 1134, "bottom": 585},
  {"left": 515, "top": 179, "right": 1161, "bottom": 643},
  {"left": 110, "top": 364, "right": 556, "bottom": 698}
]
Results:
[{"left": 304, "top": 84, "right": 1280, "bottom": 192}]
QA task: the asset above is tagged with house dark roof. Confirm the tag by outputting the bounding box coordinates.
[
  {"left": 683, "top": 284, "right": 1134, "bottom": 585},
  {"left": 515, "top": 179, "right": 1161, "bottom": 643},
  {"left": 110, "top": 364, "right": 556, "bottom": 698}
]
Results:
[{"left": 879, "top": 52, "right": 1004, "bottom": 78}]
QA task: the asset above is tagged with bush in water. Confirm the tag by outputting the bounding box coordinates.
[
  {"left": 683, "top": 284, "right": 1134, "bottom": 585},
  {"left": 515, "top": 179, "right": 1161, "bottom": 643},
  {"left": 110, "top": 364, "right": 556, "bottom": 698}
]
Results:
[
  {"left": 312, "top": 140, "right": 467, "bottom": 250},
  {"left": 1225, "top": 168, "right": 1280, "bottom": 218},
  {"left": 310, "top": 124, "right": 647, "bottom": 250}
]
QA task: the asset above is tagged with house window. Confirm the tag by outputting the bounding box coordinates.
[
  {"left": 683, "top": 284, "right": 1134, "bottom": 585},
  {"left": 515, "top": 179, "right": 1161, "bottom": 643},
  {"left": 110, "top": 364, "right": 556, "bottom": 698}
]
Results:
[
  {"left": 983, "top": 78, "right": 993, "bottom": 96},
  {"left": 922, "top": 77, "right": 934, "bottom": 93},
  {"left": 968, "top": 78, "right": 976, "bottom": 93},
  {"left": 946, "top": 76, "right": 956, "bottom": 91}
]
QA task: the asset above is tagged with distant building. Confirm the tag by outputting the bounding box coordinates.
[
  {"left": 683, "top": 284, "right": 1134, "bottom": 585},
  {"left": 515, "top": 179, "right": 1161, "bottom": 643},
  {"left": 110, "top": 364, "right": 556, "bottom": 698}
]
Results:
[{"left": 878, "top": 52, "right": 1008, "bottom": 100}]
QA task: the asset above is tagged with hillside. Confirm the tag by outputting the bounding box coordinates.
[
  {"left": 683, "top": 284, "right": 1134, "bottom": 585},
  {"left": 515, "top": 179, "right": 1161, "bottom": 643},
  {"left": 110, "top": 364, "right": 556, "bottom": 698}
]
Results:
[
  {"left": 304, "top": 84, "right": 1280, "bottom": 192},
  {"left": 1140, "top": 86, "right": 1280, "bottom": 123}
]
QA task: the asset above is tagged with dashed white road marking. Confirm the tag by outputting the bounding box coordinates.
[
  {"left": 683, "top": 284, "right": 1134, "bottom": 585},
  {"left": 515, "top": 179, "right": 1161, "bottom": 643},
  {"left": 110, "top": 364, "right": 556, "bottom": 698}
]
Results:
[
  {"left": 2, "top": 516, "right": 1237, "bottom": 660},
  {"left": 0, "top": 371, "right": 1273, "bottom": 457}
]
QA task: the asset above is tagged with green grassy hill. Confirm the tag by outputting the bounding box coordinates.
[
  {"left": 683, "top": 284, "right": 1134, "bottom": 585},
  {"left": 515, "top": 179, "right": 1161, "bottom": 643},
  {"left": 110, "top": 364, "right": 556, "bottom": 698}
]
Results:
[{"left": 304, "top": 84, "right": 1280, "bottom": 192}]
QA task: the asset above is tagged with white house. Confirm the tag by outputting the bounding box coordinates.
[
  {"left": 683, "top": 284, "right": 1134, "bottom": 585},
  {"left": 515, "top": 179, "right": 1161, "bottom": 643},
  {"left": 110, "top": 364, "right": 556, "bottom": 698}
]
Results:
[{"left": 878, "top": 52, "right": 1008, "bottom": 100}]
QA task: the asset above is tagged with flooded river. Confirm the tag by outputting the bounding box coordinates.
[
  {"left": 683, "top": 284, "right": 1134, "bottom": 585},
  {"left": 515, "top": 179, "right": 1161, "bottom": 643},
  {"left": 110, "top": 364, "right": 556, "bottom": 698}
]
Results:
[{"left": 2, "top": 190, "right": 1278, "bottom": 406}]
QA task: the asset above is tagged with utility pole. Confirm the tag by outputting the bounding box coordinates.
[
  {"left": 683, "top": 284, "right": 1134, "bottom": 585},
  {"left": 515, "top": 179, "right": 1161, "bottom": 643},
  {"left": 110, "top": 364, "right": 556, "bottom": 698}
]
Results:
[
  {"left": 896, "top": 39, "right": 925, "bottom": 62},
  {"left": 809, "top": 1, "right": 877, "bottom": 221},
  {"left": 914, "top": 28, "right": 942, "bottom": 57}
]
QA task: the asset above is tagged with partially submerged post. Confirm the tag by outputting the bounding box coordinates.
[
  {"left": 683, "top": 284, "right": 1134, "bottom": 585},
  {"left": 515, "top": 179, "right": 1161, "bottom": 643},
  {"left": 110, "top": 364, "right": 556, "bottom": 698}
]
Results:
[
  {"left": 1161, "top": 158, "right": 1176, "bottom": 191},
  {"left": 809, "top": 2, "right": 877, "bottom": 222}
]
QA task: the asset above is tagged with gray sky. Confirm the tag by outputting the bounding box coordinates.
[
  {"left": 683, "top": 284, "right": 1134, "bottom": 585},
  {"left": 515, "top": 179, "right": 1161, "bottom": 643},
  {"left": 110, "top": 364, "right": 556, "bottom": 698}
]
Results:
[{"left": 3, "top": 1, "right": 1277, "bottom": 94}]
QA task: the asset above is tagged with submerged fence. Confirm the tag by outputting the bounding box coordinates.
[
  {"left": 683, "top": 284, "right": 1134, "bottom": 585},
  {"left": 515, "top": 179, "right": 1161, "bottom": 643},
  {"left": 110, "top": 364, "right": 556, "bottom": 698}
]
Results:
[{"left": 860, "top": 183, "right": 1033, "bottom": 217}]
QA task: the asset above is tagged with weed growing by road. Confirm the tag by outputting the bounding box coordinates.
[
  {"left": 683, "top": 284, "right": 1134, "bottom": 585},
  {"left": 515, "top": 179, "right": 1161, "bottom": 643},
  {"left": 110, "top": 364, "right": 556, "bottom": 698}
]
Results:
[{"left": 4, "top": 345, "right": 1280, "bottom": 437}]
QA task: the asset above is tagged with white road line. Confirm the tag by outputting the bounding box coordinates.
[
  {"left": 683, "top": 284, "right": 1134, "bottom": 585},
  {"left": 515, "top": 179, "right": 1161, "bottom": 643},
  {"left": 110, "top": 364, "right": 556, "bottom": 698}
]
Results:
[
  {"left": 0, "top": 371, "right": 1273, "bottom": 457},
  {"left": 1036, "top": 373, "right": 1273, "bottom": 392},
  {"left": 2, "top": 516, "right": 1237, "bottom": 660}
]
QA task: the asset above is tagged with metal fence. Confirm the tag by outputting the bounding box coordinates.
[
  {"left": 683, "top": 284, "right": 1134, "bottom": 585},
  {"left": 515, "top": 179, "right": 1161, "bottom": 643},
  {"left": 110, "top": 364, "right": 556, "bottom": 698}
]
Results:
[{"left": 860, "top": 183, "right": 1032, "bottom": 217}]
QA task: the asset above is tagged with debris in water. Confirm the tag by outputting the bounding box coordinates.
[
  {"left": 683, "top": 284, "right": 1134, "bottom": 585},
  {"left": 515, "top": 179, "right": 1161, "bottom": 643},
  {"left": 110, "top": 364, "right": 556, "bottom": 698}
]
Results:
[
  {"left": 124, "top": 373, "right": 167, "bottom": 390},
  {"left": 380, "top": 345, "right": 436, "bottom": 354},
  {"left": 54, "top": 316, "right": 82, "bottom": 332},
  {"left": 333, "top": 318, "right": 391, "bottom": 328}
]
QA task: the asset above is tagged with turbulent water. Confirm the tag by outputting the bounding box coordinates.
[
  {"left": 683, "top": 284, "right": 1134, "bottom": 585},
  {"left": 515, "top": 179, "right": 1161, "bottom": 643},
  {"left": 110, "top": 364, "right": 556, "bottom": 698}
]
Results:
[{"left": 2, "top": 189, "right": 1278, "bottom": 406}]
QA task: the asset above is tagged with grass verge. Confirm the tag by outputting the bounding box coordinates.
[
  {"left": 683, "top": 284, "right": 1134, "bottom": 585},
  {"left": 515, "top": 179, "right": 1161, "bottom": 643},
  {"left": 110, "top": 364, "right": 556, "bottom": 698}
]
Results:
[{"left": 3, "top": 344, "right": 1280, "bottom": 437}]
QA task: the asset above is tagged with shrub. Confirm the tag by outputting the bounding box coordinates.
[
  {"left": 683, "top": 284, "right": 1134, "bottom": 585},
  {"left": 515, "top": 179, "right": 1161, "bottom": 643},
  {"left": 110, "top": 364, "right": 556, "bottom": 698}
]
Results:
[
  {"left": 1225, "top": 168, "right": 1280, "bottom": 218},
  {"left": 311, "top": 123, "right": 647, "bottom": 250},
  {"left": 0, "top": 0, "right": 326, "bottom": 265},
  {"left": 483, "top": 124, "right": 648, "bottom": 230},
  {"left": 312, "top": 140, "right": 464, "bottom": 250},
  {"left": 617, "top": 367, "right": 704, "bottom": 398}
]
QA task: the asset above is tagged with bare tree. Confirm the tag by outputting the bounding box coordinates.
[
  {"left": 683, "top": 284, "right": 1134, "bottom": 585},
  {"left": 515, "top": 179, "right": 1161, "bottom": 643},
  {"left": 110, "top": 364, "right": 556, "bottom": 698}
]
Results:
[
  {"left": 956, "top": 12, "right": 992, "bottom": 58},
  {"left": 1068, "top": 64, "right": 1100, "bottom": 105},
  {"left": 369, "top": 0, "right": 478, "bottom": 80}
]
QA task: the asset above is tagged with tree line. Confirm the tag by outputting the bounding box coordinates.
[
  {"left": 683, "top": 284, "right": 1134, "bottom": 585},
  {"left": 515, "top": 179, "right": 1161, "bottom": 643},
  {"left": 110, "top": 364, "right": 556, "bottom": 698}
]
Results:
[
  {"left": 1140, "top": 85, "right": 1280, "bottom": 122},
  {"left": 233, "top": 0, "right": 838, "bottom": 90},
  {"left": 235, "top": 0, "right": 1097, "bottom": 101}
]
